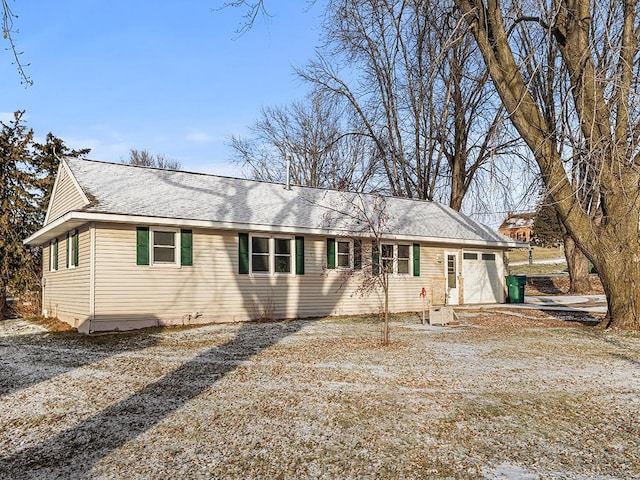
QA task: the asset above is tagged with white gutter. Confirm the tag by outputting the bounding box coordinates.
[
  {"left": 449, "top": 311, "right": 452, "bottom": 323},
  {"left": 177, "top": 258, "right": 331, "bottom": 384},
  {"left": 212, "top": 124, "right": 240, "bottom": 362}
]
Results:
[{"left": 25, "top": 210, "right": 524, "bottom": 249}]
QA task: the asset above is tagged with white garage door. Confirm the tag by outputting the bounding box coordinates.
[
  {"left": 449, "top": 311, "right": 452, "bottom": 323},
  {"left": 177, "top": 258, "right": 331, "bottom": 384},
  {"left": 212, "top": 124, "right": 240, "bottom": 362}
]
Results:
[{"left": 463, "top": 251, "right": 503, "bottom": 304}]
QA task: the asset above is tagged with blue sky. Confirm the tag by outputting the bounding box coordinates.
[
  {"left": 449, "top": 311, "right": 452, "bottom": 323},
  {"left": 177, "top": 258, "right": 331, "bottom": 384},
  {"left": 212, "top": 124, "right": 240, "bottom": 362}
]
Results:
[{"left": 1, "top": 1, "right": 324, "bottom": 175}]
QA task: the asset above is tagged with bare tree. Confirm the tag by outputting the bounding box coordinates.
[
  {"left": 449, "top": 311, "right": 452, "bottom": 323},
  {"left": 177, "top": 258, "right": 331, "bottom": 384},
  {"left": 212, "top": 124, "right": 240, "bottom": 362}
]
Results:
[
  {"left": 231, "top": 93, "right": 379, "bottom": 191},
  {"left": 300, "top": 0, "right": 443, "bottom": 200},
  {"left": 122, "top": 149, "right": 182, "bottom": 170},
  {"left": 216, "top": 0, "right": 270, "bottom": 36},
  {"left": 317, "top": 192, "right": 395, "bottom": 344},
  {"left": 2, "top": 0, "right": 32, "bottom": 86},
  {"left": 508, "top": 14, "right": 593, "bottom": 294},
  {"left": 455, "top": 0, "right": 640, "bottom": 329},
  {"left": 436, "top": 20, "right": 528, "bottom": 211},
  {"left": 298, "top": 0, "right": 522, "bottom": 213}
]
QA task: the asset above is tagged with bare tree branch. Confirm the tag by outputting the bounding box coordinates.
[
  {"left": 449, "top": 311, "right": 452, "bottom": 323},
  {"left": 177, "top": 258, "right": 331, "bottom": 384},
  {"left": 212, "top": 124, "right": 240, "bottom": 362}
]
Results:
[{"left": 2, "top": 0, "right": 32, "bottom": 86}]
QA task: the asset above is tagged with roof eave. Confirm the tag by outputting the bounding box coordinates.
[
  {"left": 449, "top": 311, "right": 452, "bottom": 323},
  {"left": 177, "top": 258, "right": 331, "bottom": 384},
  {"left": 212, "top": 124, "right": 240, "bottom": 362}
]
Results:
[
  {"left": 25, "top": 211, "right": 521, "bottom": 249},
  {"left": 24, "top": 211, "right": 91, "bottom": 246}
]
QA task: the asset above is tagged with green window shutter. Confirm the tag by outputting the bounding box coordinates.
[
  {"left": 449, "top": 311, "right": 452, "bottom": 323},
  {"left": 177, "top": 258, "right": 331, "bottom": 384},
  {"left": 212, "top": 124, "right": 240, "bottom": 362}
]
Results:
[
  {"left": 136, "top": 227, "right": 149, "bottom": 266},
  {"left": 372, "top": 242, "right": 380, "bottom": 275},
  {"left": 295, "top": 236, "right": 305, "bottom": 275},
  {"left": 413, "top": 243, "right": 420, "bottom": 277},
  {"left": 354, "top": 239, "right": 362, "bottom": 270},
  {"left": 181, "top": 229, "right": 193, "bottom": 266},
  {"left": 238, "top": 233, "right": 249, "bottom": 274},
  {"left": 326, "top": 238, "right": 336, "bottom": 269},
  {"left": 66, "top": 233, "right": 70, "bottom": 268},
  {"left": 74, "top": 230, "right": 79, "bottom": 267}
]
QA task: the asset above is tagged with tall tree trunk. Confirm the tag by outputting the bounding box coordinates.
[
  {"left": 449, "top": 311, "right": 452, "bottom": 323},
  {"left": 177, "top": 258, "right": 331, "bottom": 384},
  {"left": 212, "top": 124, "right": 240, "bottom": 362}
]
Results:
[
  {"left": 563, "top": 233, "right": 590, "bottom": 294},
  {"left": 596, "top": 248, "right": 640, "bottom": 329},
  {"left": 449, "top": 152, "right": 466, "bottom": 211},
  {"left": 382, "top": 284, "right": 390, "bottom": 345},
  {"left": 454, "top": 0, "right": 640, "bottom": 329}
]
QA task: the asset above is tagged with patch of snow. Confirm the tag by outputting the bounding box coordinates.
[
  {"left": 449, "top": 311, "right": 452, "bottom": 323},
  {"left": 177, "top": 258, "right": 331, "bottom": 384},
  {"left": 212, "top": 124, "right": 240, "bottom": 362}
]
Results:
[{"left": 482, "top": 463, "right": 540, "bottom": 479}]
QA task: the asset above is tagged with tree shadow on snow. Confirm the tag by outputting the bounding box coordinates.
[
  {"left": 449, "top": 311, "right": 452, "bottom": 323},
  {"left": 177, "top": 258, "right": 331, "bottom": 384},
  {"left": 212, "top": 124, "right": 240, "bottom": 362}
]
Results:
[
  {"left": 0, "top": 319, "right": 310, "bottom": 479},
  {"left": 542, "top": 309, "right": 603, "bottom": 327}
]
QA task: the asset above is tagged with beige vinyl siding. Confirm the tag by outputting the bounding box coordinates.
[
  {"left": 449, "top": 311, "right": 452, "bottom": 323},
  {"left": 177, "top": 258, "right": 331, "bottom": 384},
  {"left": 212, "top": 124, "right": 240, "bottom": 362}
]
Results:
[
  {"left": 417, "top": 245, "right": 462, "bottom": 305},
  {"left": 91, "top": 225, "right": 449, "bottom": 331},
  {"left": 94, "top": 224, "right": 225, "bottom": 330},
  {"left": 46, "top": 166, "right": 86, "bottom": 224},
  {"left": 42, "top": 226, "right": 91, "bottom": 329}
]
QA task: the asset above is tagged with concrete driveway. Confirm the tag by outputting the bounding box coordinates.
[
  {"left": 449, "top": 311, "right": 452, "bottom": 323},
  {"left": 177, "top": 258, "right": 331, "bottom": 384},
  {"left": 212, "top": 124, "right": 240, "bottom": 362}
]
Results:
[
  {"left": 457, "top": 295, "right": 607, "bottom": 314},
  {"left": 523, "top": 295, "right": 607, "bottom": 313}
]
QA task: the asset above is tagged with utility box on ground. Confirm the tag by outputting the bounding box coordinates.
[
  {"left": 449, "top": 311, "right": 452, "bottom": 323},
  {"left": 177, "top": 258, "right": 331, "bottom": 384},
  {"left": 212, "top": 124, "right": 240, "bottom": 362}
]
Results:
[{"left": 429, "top": 306, "right": 453, "bottom": 326}]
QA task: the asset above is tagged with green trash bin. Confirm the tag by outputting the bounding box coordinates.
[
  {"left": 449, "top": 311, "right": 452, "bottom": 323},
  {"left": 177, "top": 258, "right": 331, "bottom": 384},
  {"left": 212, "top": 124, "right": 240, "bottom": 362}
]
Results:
[{"left": 506, "top": 275, "right": 526, "bottom": 303}]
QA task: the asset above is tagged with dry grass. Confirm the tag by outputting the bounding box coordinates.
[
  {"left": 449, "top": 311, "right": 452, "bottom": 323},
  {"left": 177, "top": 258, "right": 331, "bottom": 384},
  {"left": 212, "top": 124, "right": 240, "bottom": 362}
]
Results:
[
  {"left": 25, "top": 315, "right": 77, "bottom": 332},
  {"left": 0, "top": 313, "right": 638, "bottom": 479},
  {"left": 509, "top": 262, "right": 568, "bottom": 275},
  {"left": 507, "top": 246, "right": 564, "bottom": 262},
  {"left": 508, "top": 246, "right": 564, "bottom": 262}
]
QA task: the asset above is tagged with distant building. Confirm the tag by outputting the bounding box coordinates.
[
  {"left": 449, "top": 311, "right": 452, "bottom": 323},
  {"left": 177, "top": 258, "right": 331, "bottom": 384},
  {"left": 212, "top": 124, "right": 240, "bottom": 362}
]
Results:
[{"left": 498, "top": 212, "right": 535, "bottom": 243}]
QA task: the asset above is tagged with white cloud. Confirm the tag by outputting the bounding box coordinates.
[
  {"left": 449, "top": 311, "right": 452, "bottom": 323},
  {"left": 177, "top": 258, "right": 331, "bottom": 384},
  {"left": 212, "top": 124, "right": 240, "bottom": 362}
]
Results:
[{"left": 185, "top": 130, "right": 215, "bottom": 143}]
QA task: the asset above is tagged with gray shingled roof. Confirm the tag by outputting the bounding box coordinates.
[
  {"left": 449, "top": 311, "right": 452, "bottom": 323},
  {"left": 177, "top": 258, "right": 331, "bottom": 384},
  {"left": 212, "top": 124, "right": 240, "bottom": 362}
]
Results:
[{"left": 63, "top": 157, "right": 515, "bottom": 246}]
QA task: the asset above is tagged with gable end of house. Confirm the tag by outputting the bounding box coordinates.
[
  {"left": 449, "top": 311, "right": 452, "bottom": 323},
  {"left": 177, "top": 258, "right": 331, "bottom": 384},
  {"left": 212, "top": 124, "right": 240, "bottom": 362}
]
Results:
[{"left": 45, "top": 159, "right": 91, "bottom": 225}]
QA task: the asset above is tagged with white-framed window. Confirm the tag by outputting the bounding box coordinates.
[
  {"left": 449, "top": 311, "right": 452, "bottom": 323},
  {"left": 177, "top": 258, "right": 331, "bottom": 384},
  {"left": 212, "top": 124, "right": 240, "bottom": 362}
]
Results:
[
  {"left": 151, "top": 228, "right": 180, "bottom": 266},
  {"left": 397, "top": 244, "right": 410, "bottom": 274},
  {"left": 336, "top": 239, "right": 353, "bottom": 269},
  {"left": 381, "top": 243, "right": 395, "bottom": 273},
  {"left": 251, "top": 236, "right": 270, "bottom": 273},
  {"left": 273, "top": 237, "right": 292, "bottom": 273},
  {"left": 49, "top": 239, "right": 59, "bottom": 271},
  {"left": 380, "top": 242, "right": 412, "bottom": 275},
  {"left": 250, "top": 235, "right": 294, "bottom": 275}
]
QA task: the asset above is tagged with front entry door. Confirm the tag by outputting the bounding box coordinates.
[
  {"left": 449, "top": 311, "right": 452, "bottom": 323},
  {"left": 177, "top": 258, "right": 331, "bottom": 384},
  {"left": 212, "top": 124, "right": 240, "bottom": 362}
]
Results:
[{"left": 445, "top": 252, "right": 459, "bottom": 305}]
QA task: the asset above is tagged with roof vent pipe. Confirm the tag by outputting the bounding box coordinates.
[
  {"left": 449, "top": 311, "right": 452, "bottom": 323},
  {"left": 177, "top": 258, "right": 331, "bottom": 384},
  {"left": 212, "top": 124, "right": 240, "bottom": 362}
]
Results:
[{"left": 285, "top": 155, "right": 292, "bottom": 190}]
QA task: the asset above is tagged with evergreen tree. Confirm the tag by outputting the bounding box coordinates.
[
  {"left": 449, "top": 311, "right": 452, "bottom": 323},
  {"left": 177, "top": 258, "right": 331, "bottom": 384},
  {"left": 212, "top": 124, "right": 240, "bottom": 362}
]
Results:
[
  {"left": 32, "top": 133, "right": 90, "bottom": 219},
  {"left": 0, "top": 111, "right": 38, "bottom": 319},
  {"left": 533, "top": 196, "right": 563, "bottom": 247}
]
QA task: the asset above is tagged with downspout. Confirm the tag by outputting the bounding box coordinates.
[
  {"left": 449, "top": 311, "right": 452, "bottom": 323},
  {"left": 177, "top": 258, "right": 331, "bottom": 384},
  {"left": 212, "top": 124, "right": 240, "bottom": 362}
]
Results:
[
  {"left": 41, "top": 276, "right": 47, "bottom": 317},
  {"left": 88, "top": 222, "right": 96, "bottom": 333}
]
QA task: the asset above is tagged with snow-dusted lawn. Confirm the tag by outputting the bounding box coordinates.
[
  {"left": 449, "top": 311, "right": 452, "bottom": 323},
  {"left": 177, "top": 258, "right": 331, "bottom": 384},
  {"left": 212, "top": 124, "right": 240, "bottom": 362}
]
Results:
[{"left": 0, "top": 312, "right": 639, "bottom": 479}]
